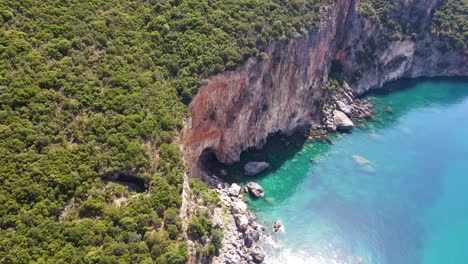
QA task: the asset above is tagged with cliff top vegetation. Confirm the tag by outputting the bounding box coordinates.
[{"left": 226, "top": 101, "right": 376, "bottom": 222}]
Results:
[{"left": 0, "top": 0, "right": 331, "bottom": 262}]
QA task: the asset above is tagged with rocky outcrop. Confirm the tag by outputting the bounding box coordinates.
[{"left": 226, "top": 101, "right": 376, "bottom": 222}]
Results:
[
  {"left": 337, "top": 100, "right": 352, "bottom": 114},
  {"left": 228, "top": 183, "right": 242, "bottom": 197},
  {"left": 213, "top": 181, "right": 265, "bottom": 264},
  {"left": 245, "top": 182, "right": 264, "bottom": 198},
  {"left": 321, "top": 82, "right": 372, "bottom": 132},
  {"left": 333, "top": 110, "right": 354, "bottom": 131},
  {"left": 249, "top": 246, "right": 265, "bottom": 264},
  {"left": 243, "top": 162, "right": 270, "bottom": 176},
  {"left": 182, "top": 0, "right": 467, "bottom": 178},
  {"left": 273, "top": 221, "right": 284, "bottom": 233}
]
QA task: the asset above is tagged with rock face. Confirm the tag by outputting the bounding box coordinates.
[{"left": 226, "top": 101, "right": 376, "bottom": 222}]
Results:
[
  {"left": 212, "top": 176, "right": 265, "bottom": 264},
  {"left": 244, "top": 162, "right": 270, "bottom": 176},
  {"left": 183, "top": 0, "right": 356, "bottom": 177},
  {"left": 182, "top": 0, "right": 467, "bottom": 178},
  {"left": 246, "top": 182, "right": 264, "bottom": 198}
]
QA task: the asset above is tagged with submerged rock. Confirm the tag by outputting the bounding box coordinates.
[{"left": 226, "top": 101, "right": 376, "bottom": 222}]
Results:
[
  {"left": 246, "top": 182, "right": 264, "bottom": 198},
  {"left": 386, "top": 106, "right": 393, "bottom": 113},
  {"left": 264, "top": 197, "right": 274, "bottom": 205},
  {"left": 368, "top": 133, "right": 382, "bottom": 142},
  {"left": 244, "top": 161, "right": 270, "bottom": 176},
  {"left": 361, "top": 164, "right": 376, "bottom": 174},
  {"left": 219, "top": 169, "right": 228, "bottom": 177},
  {"left": 333, "top": 110, "right": 354, "bottom": 131},
  {"left": 352, "top": 155, "right": 371, "bottom": 165},
  {"left": 310, "top": 157, "right": 320, "bottom": 164}
]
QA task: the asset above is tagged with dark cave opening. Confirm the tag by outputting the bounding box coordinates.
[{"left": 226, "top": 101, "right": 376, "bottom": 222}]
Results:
[
  {"left": 197, "top": 148, "right": 220, "bottom": 175},
  {"left": 111, "top": 175, "right": 146, "bottom": 193}
]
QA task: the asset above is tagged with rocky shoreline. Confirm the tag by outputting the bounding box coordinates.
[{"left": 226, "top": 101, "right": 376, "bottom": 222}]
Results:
[
  {"left": 181, "top": 0, "right": 466, "bottom": 261},
  {"left": 204, "top": 84, "right": 373, "bottom": 263},
  {"left": 323, "top": 82, "right": 373, "bottom": 131},
  {"left": 198, "top": 174, "right": 265, "bottom": 264},
  {"left": 309, "top": 82, "right": 373, "bottom": 142}
]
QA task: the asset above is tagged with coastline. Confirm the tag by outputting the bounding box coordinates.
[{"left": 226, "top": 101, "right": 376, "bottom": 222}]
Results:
[
  {"left": 183, "top": 76, "right": 468, "bottom": 263},
  {"left": 180, "top": 0, "right": 468, "bottom": 261}
]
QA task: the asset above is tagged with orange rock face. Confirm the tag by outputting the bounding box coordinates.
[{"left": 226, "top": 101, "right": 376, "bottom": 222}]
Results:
[
  {"left": 182, "top": 0, "right": 354, "bottom": 176},
  {"left": 182, "top": 0, "right": 468, "bottom": 177}
]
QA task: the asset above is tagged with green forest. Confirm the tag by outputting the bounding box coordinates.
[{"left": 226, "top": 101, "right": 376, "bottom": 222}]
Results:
[
  {"left": 0, "top": 0, "right": 465, "bottom": 263},
  {"left": 360, "top": 0, "right": 467, "bottom": 47},
  {"left": 0, "top": 0, "right": 330, "bottom": 263},
  {"left": 432, "top": 0, "right": 468, "bottom": 49}
]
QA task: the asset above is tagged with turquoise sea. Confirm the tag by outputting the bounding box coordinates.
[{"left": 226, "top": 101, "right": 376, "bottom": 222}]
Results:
[{"left": 214, "top": 78, "right": 468, "bottom": 264}]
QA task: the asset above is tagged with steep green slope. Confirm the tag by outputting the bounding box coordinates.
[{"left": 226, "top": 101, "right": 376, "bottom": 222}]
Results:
[
  {"left": 0, "top": 0, "right": 329, "bottom": 263},
  {"left": 359, "top": 0, "right": 467, "bottom": 48},
  {"left": 432, "top": 0, "right": 467, "bottom": 49}
]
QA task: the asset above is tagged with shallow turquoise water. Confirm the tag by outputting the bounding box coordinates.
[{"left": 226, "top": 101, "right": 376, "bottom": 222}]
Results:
[{"left": 219, "top": 78, "right": 468, "bottom": 264}]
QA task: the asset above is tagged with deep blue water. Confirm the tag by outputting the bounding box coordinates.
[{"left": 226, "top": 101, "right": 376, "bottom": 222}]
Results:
[{"left": 221, "top": 78, "right": 468, "bottom": 264}]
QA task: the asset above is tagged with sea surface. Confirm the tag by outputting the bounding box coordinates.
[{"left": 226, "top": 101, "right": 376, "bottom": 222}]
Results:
[{"left": 215, "top": 78, "right": 468, "bottom": 264}]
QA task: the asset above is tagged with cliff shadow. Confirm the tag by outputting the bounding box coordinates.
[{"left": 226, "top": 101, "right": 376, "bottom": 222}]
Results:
[{"left": 200, "top": 127, "right": 317, "bottom": 184}]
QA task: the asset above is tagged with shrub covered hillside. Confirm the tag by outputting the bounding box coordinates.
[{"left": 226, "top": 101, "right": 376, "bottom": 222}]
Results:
[
  {"left": 359, "top": 0, "right": 466, "bottom": 50},
  {"left": 0, "top": 0, "right": 330, "bottom": 263},
  {"left": 0, "top": 0, "right": 464, "bottom": 263},
  {"left": 432, "top": 0, "right": 467, "bottom": 50}
]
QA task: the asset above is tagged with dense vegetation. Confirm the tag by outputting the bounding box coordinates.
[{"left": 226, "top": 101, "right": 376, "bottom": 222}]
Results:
[
  {"left": 358, "top": 0, "right": 431, "bottom": 40},
  {"left": 432, "top": 0, "right": 467, "bottom": 49},
  {"left": 187, "top": 179, "right": 224, "bottom": 260},
  {"left": 359, "top": 0, "right": 467, "bottom": 46},
  {"left": 0, "top": 0, "right": 330, "bottom": 263},
  {"left": 0, "top": 0, "right": 465, "bottom": 263}
]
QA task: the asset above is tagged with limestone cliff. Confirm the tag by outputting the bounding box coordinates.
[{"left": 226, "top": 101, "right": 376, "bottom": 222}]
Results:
[
  {"left": 182, "top": 0, "right": 467, "bottom": 177},
  {"left": 338, "top": 0, "right": 467, "bottom": 95}
]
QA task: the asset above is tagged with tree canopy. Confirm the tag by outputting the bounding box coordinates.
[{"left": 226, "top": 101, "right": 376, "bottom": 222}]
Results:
[{"left": 0, "top": 0, "right": 330, "bottom": 262}]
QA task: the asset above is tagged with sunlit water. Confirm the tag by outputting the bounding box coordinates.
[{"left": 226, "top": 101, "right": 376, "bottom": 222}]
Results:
[{"left": 215, "top": 78, "right": 468, "bottom": 264}]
